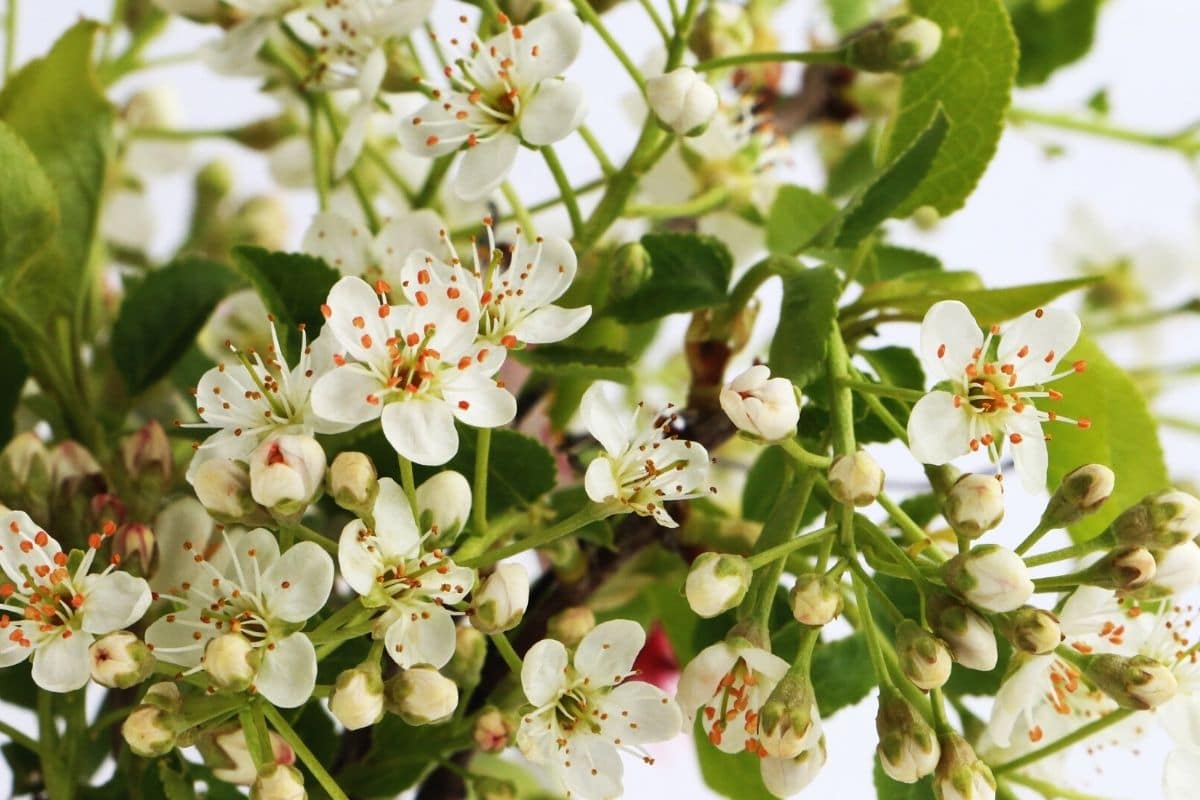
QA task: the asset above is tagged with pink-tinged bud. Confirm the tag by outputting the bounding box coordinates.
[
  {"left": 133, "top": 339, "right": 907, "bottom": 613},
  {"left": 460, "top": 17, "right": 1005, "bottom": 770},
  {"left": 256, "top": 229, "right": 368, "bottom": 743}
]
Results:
[
  {"left": 202, "top": 632, "right": 260, "bottom": 690},
  {"left": 48, "top": 441, "right": 102, "bottom": 486},
  {"left": 646, "top": 67, "right": 719, "bottom": 136},
  {"left": 684, "top": 553, "right": 752, "bottom": 619},
  {"left": 941, "top": 545, "right": 1033, "bottom": 613},
  {"left": 473, "top": 707, "right": 515, "bottom": 753},
  {"left": 385, "top": 667, "right": 459, "bottom": 726},
  {"left": 471, "top": 563, "right": 530, "bottom": 633},
  {"left": 114, "top": 522, "right": 156, "bottom": 574},
  {"left": 248, "top": 433, "right": 326, "bottom": 517},
  {"left": 251, "top": 764, "right": 306, "bottom": 800},
  {"left": 120, "top": 420, "right": 173, "bottom": 485},
  {"left": 89, "top": 631, "right": 155, "bottom": 688},
  {"left": 876, "top": 687, "right": 939, "bottom": 783},
  {"left": 327, "top": 451, "right": 378, "bottom": 515},
  {"left": 1084, "top": 653, "right": 1178, "bottom": 710},
  {"left": 933, "top": 733, "right": 995, "bottom": 800},
  {"left": 928, "top": 597, "right": 997, "bottom": 672},
  {"left": 201, "top": 724, "right": 295, "bottom": 785},
  {"left": 192, "top": 458, "right": 260, "bottom": 522},
  {"left": 328, "top": 664, "right": 385, "bottom": 731},
  {"left": 1081, "top": 545, "right": 1157, "bottom": 591},
  {"left": 1000, "top": 607, "right": 1062, "bottom": 655},
  {"left": 788, "top": 572, "right": 843, "bottom": 627},
  {"left": 546, "top": 606, "right": 596, "bottom": 648},
  {"left": 719, "top": 365, "right": 801, "bottom": 442},
  {"left": 1041, "top": 464, "right": 1115, "bottom": 528},
  {"left": 828, "top": 451, "right": 884, "bottom": 507},
  {"left": 895, "top": 620, "right": 952, "bottom": 691},
  {"left": 944, "top": 474, "right": 1004, "bottom": 539}
]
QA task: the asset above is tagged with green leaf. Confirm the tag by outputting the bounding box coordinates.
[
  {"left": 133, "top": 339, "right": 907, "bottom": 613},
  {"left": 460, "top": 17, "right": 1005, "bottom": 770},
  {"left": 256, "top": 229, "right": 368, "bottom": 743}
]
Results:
[
  {"left": 825, "top": 132, "right": 878, "bottom": 199},
  {"left": 766, "top": 185, "right": 838, "bottom": 255},
  {"left": 112, "top": 258, "right": 241, "bottom": 394},
  {"left": 692, "top": 717, "right": 776, "bottom": 800},
  {"left": 769, "top": 266, "right": 842, "bottom": 389},
  {"left": 811, "top": 633, "right": 877, "bottom": 717},
  {"left": 336, "top": 718, "right": 468, "bottom": 795},
  {"left": 834, "top": 110, "right": 951, "bottom": 247},
  {"left": 232, "top": 246, "right": 341, "bottom": 354},
  {"left": 1045, "top": 335, "right": 1169, "bottom": 542},
  {"left": 0, "top": 327, "right": 28, "bottom": 446},
  {"left": 156, "top": 761, "right": 196, "bottom": 800},
  {"left": 611, "top": 233, "right": 733, "bottom": 323},
  {"left": 874, "top": 761, "right": 935, "bottom": 799},
  {"left": 0, "top": 122, "right": 57, "bottom": 276},
  {"left": 1008, "top": 0, "right": 1102, "bottom": 86},
  {"left": 511, "top": 345, "right": 634, "bottom": 383},
  {"left": 883, "top": 0, "right": 1019, "bottom": 216},
  {"left": 432, "top": 426, "right": 557, "bottom": 515},
  {"left": 743, "top": 446, "right": 787, "bottom": 523},
  {"left": 847, "top": 274, "right": 1097, "bottom": 326},
  {"left": 865, "top": 245, "right": 943, "bottom": 282}
]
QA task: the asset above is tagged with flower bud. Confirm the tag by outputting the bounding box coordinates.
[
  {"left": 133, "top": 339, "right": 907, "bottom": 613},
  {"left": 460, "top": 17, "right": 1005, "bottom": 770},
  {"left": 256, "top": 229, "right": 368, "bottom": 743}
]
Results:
[
  {"left": 327, "top": 451, "right": 378, "bottom": 515},
  {"left": 49, "top": 440, "right": 102, "bottom": 485},
  {"left": 933, "top": 733, "right": 995, "bottom": 800},
  {"left": 114, "top": 522, "right": 156, "bottom": 574},
  {"left": 608, "top": 241, "right": 651, "bottom": 302},
  {"left": 121, "top": 703, "right": 179, "bottom": 757},
  {"left": 1080, "top": 545, "right": 1156, "bottom": 591},
  {"left": 1110, "top": 490, "right": 1200, "bottom": 548},
  {"left": 415, "top": 470, "right": 473, "bottom": 543},
  {"left": 1040, "top": 464, "right": 1115, "bottom": 529},
  {"left": 760, "top": 737, "right": 827, "bottom": 797},
  {"left": 192, "top": 458, "right": 260, "bottom": 522},
  {"left": 89, "top": 631, "right": 155, "bottom": 688},
  {"left": 546, "top": 605, "right": 596, "bottom": 648},
  {"left": 788, "top": 572, "right": 843, "bottom": 627},
  {"left": 928, "top": 597, "right": 997, "bottom": 672},
  {"left": 941, "top": 545, "right": 1033, "bottom": 613},
  {"left": 684, "top": 552, "right": 752, "bottom": 619},
  {"left": 328, "top": 664, "right": 385, "bottom": 730},
  {"left": 646, "top": 67, "right": 719, "bottom": 136},
  {"left": 385, "top": 667, "right": 459, "bottom": 725},
  {"left": 758, "top": 675, "right": 821, "bottom": 759},
  {"left": 248, "top": 433, "right": 326, "bottom": 517},
  {"left": 687, "top": 2, "right": 754, "bottom": 62},
  {"left": 846, "top": 15, "right": 943, "bottom": 74},
  {"left": 944, "top": 474, "right": 1004, "bottom": 539},
  {"left": 1000, "top": 607, "right": 1062, "bottom": 655},
  {"left": 203, "top": 632, "right": 260, "bottom": 691},
  {"left": 201, "top": 724, "right": 295, "bottom": 785},
  {"left": 719, "top": 365, "right": 800, "bottom": 442},
  {"left": 1151, "top": 542, "right": 1200, "bottom": 594},
  {"left": 251, "top": 764, "right": 306, "bottom": 800},
  {"left": 120, "top": 420, "right": 173, "bottom": 487},
  {"left": 1084, "top": 653, "right": 1177, "bottom": 710},
  {"left": 443, "top": 625, "right": 487, "bottom": 690},
  {"left": 473, "top": 706, "right": 515, "bottom": 752},
  {"left": 876, "top": 687, "right": 940, "bottom": 783},
  {"left": 828, "top": 451, "right": 884, "bottom": 507},
  {"left": 471, "top": 563, "right": 530, "bottom": 633},
  {"left": 0, "top": 432, "right": 50, "bottom": 517},
  {"left": 895, "top": 620, "right": 952, "bottom": 691}
]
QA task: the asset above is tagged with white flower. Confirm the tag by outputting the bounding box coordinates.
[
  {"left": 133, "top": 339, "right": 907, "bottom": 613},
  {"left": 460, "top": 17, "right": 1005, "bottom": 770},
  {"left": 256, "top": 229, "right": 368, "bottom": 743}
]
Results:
[
  {"left": 517, "top": 620, "right": 683, "bottom": 800},
  {"left": 205, "top": 1, "right": 303, "bottom": 75},
  {"left": 184, "top": 322, "right": 346, "bottom": 483},
  {"left": 470, "top": 563, "right": 529, "bottom": 634},
  {"left": 302, "top": 209, "right": 440, "bottom": 284},
  {"left": 1154, "top": 543, "right": 1200, "bottom": 593},
  {"left": 646, "top": 67, "right": 719, "bottom": 136},
  {"left": 149, "top": 497, "right": 218, "bottom": 596},
  {"left": 0, "top": 511, "right": 152, "bottom": 692},
  {"left": 908, "top": 300, "right": 1086, "bottom": 491},
  {"left": 247, "top": 432, "right": 327, "bottom": 513},
  {"left": 311, "top": 275, "right": 516, "bottom": 465},
  {"left": 145, "top": 529, "right": 334, "bottom": 707},
  {"left": 719, "top": 365, "right": 799, "bottom": 442},
  {"left": 580, "top": 383, "right": 711, "bottom": 528},
  {"left": 400, "top": 10, "right": 586, "bottom": 200},
  {"left": 415, "top": 470, "right": 473, "bottom": 541},
  {"left": 338, "top": 478, "right": 475, "bottom": 668}
]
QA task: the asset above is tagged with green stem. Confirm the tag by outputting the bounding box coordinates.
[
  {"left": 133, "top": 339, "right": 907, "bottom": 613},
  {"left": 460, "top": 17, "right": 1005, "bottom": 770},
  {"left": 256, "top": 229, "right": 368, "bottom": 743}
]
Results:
[
  {"left": 743, "top": 467, "right": 816, "bottom": 626},
  {"left": 570, "top": 0, "right": 646, "bottom": 90},
  {"left": 1014, "top": 521, "right": 1054, "bottom": 556},
  {"left": 307, "top": 100, "right": 330, "bottom": 211},
  {"left": 636, "top": 0, "right": 670, "bottom": 42},
  {"left": 839, "top": 377, "right": 925, "bottom": 403},
  {"left": 318, "top": 99, "right": 379, "bottom": 231},
  {"left": 694, "top": 48, "right": 848, "bottom": 73},
  {"left": 779, "top": 437, "right": 832, "bottom": 469},
  {"left": 0, "top": 717, "right": 37, "bottom": 753},
  {"left": 461, "top": 503, "right": 617, "bottom": 568},
  {"left": 826, "top": 321, "right": 856, "bottom": 457},
  {"left": 399, "top": 456, "right": 419, "bottom": 511},
  {"left": 1023, "top": 539, "right": 1103, "bottom": 567},
  {"left": 414, "top": 153, "right": 453, "bottom": 208},
  {"left": 4, "top": 0, "right": 17, "bottom": 78},
  {"left": 1004, "top": 772, "right": 1112, "bottom": 800},
  {"left": 263, "top": 703, "right": 352, "bottom": 800},
  {"left": 473, "top": 427, "right": 491, "bottom": 539},
  {"left": 129, "top": 126, "right": 239, "bottom": 140},
  {"left": 666, "top": 0, "right": 701, "bottom": 68},
  {"left": 1009, "top": 107, "right": 1200, "bottom": 156},
  {"left": 490, "top": 632, "right": 524, "bottom": 675},
  {"left": 990, "top": 709, "right": 1134, "bottom": 775},
  {"left": 578, "top": 125, "right": 616, "bottom": 174},
  {"left": 850, "top": 569, "right": 892, "bottom": 686},
  {"left": 928, "top": 687, "right": 951, "bottom": 734},
  {"left": 745, "top": 524, "right": 837, "bottom": 570},
  {"left": 624, "top": 186, "right": 730, "bottom": 220},
  {"left": 846, "top": 558, "right": 903, "bottom": 623},
  {"left": 878, "top": 492, "right": 945, "bottom": 562},
  {"left": 280, "top": 522, "right": 337, "bottom": 556},
  {"left": 501, "top": 181, "right": 537, "bottom": 237},
  {"left": 365, "top": 144, "right": 415, "bottom": 201},
  {"left": 239, "top": 706, "right": 274, "bottom": 770},
  {"left": 848, "top": 368, "right": 910, "bottom": 442},
  {"left": 541, "top": 146, "right": 583, "bottom": 236}
]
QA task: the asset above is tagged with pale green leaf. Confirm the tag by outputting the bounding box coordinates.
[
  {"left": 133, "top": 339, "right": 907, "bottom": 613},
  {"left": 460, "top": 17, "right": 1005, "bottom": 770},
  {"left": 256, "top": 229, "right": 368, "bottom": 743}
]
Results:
[
  {"left": 1008, "top": 0, "right": 1102, "bottom": 86},
  {"left": 767, "top": 185, "right": 838, "bottom": 255},
  {"left": 769, "top": 266, "right": 842, "bottom": 389}
]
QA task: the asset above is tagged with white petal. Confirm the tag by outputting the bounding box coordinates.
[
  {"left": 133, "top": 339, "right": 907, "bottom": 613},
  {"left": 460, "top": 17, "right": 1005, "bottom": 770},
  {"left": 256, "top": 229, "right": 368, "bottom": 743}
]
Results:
[
  {"left": 304, "top": 212, "right": 371, "bottom": 276},
  {"left": 0, "top": 510, "right": 60, "bottom": 586},
  {"left": 357, "top": 47, "right": 387, "bottom": 99},
  {"left": 1160, "top": 694, "right": 1200, "bottom": 747},
  {"left": 920, "top": 300, "right": 983, "bottom": 381},
  {"left": 1165, "top": 747, "right": 1200, "bottom": 800},
  {"left": 371, "top": 0, "right": 435, "bottom": 37},
  {"left": 584, "top": 457, "right": 620, "bottom": 505},
  {"left": 454, "top": 134, "right": 520, "bottom": 201},
  {"left": 371, "top": 477, "right": 422, "bottom": 559},
  {"left": 519, "top": 79, "right": 585, "bottom": 146},
  {"left": 580, "top": 383, "right": 633, "bottom": 455},
  {"left": 31, "top": 632, "right": 92, "bottom": 692},
  {"left": 374, "top": 210, "right": 448, "bottom": 282},
  {"left": 512, "top": 10, "right": 583, "bottom": 83},
  {"left": 0, "top": 624, "right": 33, "bottom": 667},
  {"left": 254, "top": 632, "right": 317, "bottom": 707},
  {"left": 323, "top": 276, "right": 394, "bottom": 365},
  {"left": 206, "top": 18, "right": 272, "bottom": 74},
  {"left": 598, "top": 681, "right": 683, "bottom": 744},
  {"left": 399, "top": 99, "right": 472, "bottom": 158},
  {"left": 80, "top": 572, "right": 152, "bottom": 634},
  {"left": 676, "top": 643, "right": 738, "bottom": 717},
  {"left": 1005, "top": 410, "right": 1049, "bottom": 492},
  {"left": 980, "top": 654, "right": 1053, "bottom": 749},
  {"left": 907, "top": 391, "right": 972, "bottom": 465},
  {"left": 338, "top": 520, "right": 382, "bottom": 597},
  {"left": 512, "top": 305, "right": 592, "bottom": 344},
  {"left": 333, "top": 103, "right": 371, "bottom": 180},
  {"left": 310, "top": 364, "right": 385, "bottom": 426},
  {"left": 261, "top": 542, "right": 334, "bottom": 623},
  {"left": 574, "top": 619, "right": 644, "bottom": 687},
  {"left": 383, "top": 603, "right": 457, "bottom": 669},
  {"left": 558, "top": 734, "right": 623, "bottom": 800},
  {"left": 760, "top": 749, "right": 825, "bottom": 798},
  {"left": 522, "top": 638, "right": 570, "bottom": 706},
  {"left": 428, "top": 562, "right": 475, "bottom": 606},
  {"left": 145, "top": 608, "right": 216, "bottom": 669},
  {"left": 998, "top": 307, "right": 1081, "bottom": 384},
  {"left": 382, "top": 397, "right": 460, "bottom": 466},
  {"left": 444, "top": 374, "right": 517, "bottom": 429}
]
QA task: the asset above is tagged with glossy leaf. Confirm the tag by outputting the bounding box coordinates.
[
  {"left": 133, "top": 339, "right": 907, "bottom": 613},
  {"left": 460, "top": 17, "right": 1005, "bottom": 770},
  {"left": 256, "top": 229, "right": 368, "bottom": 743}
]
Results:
[
  {"left": 611, "top": 233, "right": 733, "bottom": 323},
  {"left": 769, "top": 266, "right": 842, "bottom": 389},
  {"left": 232, "top": 245, "right": 341, "bottom": 354},
  {"left": 767, "top": 185, "right": 838, "bottom": 255},
  {"left": 511, "top": 344, "right": 634, "bottom": 383},
  {"left": 1008, "top": 0, "right": 1103, "bottom": 86}
]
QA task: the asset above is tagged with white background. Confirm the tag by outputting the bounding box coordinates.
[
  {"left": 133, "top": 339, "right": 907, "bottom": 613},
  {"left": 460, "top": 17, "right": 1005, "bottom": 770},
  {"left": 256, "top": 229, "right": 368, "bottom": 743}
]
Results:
[{"left": 8, "top": 0, "right": 1200, "bottom": 797}]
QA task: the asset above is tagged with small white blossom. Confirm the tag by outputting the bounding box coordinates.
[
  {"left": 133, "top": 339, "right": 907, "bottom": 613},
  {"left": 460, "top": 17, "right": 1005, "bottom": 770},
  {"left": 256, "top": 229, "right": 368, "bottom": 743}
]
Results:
[
  {"left": 719, "top": 365, "right": 799, "bottom": 442},
  {"left": 470, "top": 563, "right": 529, "bottom": 634},
  {"left": 387, "top": 665, "right": 459, "bottom": 725},
  {"left": 247, "top": 432, "right": 327, "bottom": 513},
  {"left": 684, "top": 552, "right": 752, "bottom": 618},
  {"left": 646, "top": 67, "right": 719, "bottom": 136}
]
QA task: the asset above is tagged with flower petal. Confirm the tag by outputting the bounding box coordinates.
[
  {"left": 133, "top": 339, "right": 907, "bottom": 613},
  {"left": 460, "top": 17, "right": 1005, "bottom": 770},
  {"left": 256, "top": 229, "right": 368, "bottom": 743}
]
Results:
[
  {"left": 920, "top": 300, "right": 983, "bottom": 381},
  {"left": 383, "top": 603, "right": 457, "bottom": 669},
  {"left": 444, "top": 373, "right": 517, "bottom": 429},
  {"left": 261, "top": 542, "right": 334, "bottom": 623},
  {"left": 31, "top": 631, "right": 92, "bottom": 692},
  {"left": 333, "top": 102, "right": 371, "bottom": 180},
  {"left": 371, "top": 477, "right": 422, "bottom": 559},
  {"left": 519, "top": 79, "right": 586, "bottom": 146},
  {"left": 145, "top": 608, "right": 216, "bottom": 668},
  {"left": 512, "top": 10, "right": 583, "bottom": 83},
  {"left": 998, "top": 307, "right": 1081, "bottom": 384},
  {"left": 598, "top": 680, "right": 683, "bottom": 744},
  {"left": 338, "top": 519, "right": 382, "bottom": 597},
  {"left": 382, "top": 396, "right": 460, "bottom": 466},
  {"left": 0, "top": 624, "right": 33, "bottom": 667},
  {"left": 512, "top": 304, "right": 592, "bottom": 344},
  {"left": 1165, "top": 747, "right": 1200, "bottom": 800},
  {"left": 80, "top": 572, "right": 152, "bottom": 634},
  {"left": 907, "top": 391, "right": 972, "bottom": 465},
  {"left": 323, "top": 276, "right": 394, "bottom": 365},
  {"left": 374, "top": 210, "right": 448, "bottom": 283},
  {"left": 580, "top": 383, "right": 634, "bottom": 455},
  {"left": 760, "top": 748, "right": 826, "bottom": 799},
  {"left": 0, "top": 510, "right": 60, "bottom": 587},
  {"left": 254, "top": 632, "right": 317, "bottom": 707},
  {"left": 574, "top": 619, "right": 645, "bottom": 687},
  {"left": 1005, "top": 409, "right": 1049, "bottom": 492},
  {"left": 522, "top": 637, "right": 570, "bottom": 707},
  {"left": 676, "top": 642, "right": 738, "bottom": 717},
  {"left": 311, "top": 363, "right": 386, "bottom": 427},
  {"left": 454, "top": 133, "right": 519, "bottom": 201},
  {"left": 558, "top": 734, "right": 623, "bottom": 800},
  {"left": 584, "top": 457, "right": 620, "bottom": 505},
  {"left": 399, "top": 99, "right": 472, "bottom": 158}
]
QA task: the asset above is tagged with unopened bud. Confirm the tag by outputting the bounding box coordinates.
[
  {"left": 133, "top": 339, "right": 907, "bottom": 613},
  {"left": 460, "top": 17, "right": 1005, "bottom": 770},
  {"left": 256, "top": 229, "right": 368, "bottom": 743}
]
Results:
[
  {"left": 328, "top": 664, "right": 385, "bottom": 730},
  {"left": 934, "top": 732, "right": 995, "bottom": 800},
  {"left": 1041, "top": 464, "right": 1115, "bottom": 529},
  {"left": 416, "top": 470, "right": 472, "bottom": 543},
  {"left": 1001, "top": 607, "right": 1062, "bottom": 655},
  {"left": 1084, "top": 653, "right": 1177, "bottom": 710},
  {"left": 192, "top": 458, "right": 260, "bottom": 522},
  {"left": 385, "top": 666, "right": 459, "bottom": 725},
  {"left": 1110, "top": 490, "right": 1200, "bottom": 548},
  {"left": 471, "top": 563, "right": 530, "bottom": 633},
  {"left": 828, "top": 451, "right": 884, "bottom": 507},
  {"left": 1080, "top": 545, "right": 1156, "bottom": 591},
  {"left": 760, "top": 737, "right": 827, "bottom": 797},
  {"left": 201, "top": 724, "right": 295, "bottom": 785},
  {"left": 443, "top": 625, "right": 487, "bottom": 690},
  {"left": 251, "top": 764, "right": 306, "bottom": 800},
  {"left": 688, "top": 2, "right": 754, "bottom": 62},
  {"left": 248, "top": 433, "right": 326, "bottom": 517},
  {"left": 327, "top": 451, "right": 379, "bottom": 514},
  {"left": 928, "top": 597, "right": 997, "bottom": 672},
  {"left": 758, "top": 675, "right": 821, "bottom": 759},
  {"left": 719, "top": 365, "right": 800, "bottom": 442},
  {"left": 89, "top": 631, "right": 155, "bottom": 688},
  {"left": 473, "top": 706, "right": 515, "bottom": 752},
  {"left": 646, "top": 67, "right": 719, "bottom": 136},
  {"left": 941, "top": 545, "right": 1033, "bottom": 613},
  {"left": 203, "top": 632, "right": 260, "bottom": 691},
  {"left": 896, "top": 620, "right": 952, "bottom": 691},
  {"left": 846, "top": 15, "right": 943, "bottom": 74},
  {"left": 0, "top": 432, "right": 50, "bottom": 510},
  {"left": 684, "top": 552, "right": 752, "bottom": 618},
  {"left": 609, "top": 242, "right": 651, "bottom": 302},
  {"left": 114, "top": 522, "right": 156, "bottom": 574},
  {"left": 120, "top": 420, "right": 173, "bottom": 486},
  {"left": 546, "top": 605, "right": 596, "bottom": 648},
  {"left": 49, "top": 441, "right": 102, "bottom": 485},
  {"left": 121, "top": 684, "right": 182, "bottom": 758},
  {"left": 232, "top": 115, "right": 301, "bottom": 151},
  {"left": 944, "top": 474, "right": 1004, "bottom": 539},
  {"left": 788, "top": 572, "right": 843, "bottom": 627},
  {"left": 876, "top": 687, "right": 940, "bottom": 783},
  {"left": 1151, "top": 542, "right": 1200, "bottom": 594}
]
